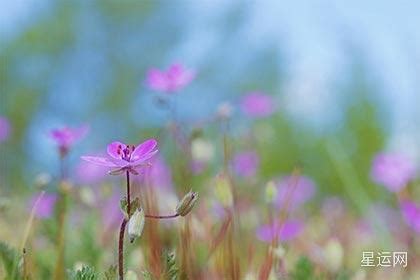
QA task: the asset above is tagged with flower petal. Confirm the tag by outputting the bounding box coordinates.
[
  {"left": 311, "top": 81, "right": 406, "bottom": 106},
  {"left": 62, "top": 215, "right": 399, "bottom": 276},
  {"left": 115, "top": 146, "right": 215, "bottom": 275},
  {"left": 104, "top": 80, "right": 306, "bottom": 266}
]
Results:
[
  {"left": 107, "top": 141, "right": 126, "bottom": 160},
  {"left": 147, "top": 69, "right": 168, "bottom": 91},
  {"left": 131, "top": 139, "right": 158, "bottom": 161},
  {"left": 131, "top": 149, "right": 159, "bottom": 165},
  {"left": 81, "top": 156, "right": 118, "bottom": 167}
]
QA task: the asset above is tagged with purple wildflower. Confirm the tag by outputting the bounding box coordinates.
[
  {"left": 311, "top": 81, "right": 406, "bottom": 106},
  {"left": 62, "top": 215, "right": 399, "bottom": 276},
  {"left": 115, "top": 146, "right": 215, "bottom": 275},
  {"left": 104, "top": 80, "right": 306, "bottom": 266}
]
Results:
[
  {"left": 75, "top": 159, "right": 108, "bottom": 185},
  {"left": 274, "top": 175, "right": 316, "bottom": 210},
  {"left": 256, "top": 219, "right": 303, "bottom": 243},
  {"left": 147, "top": 63, "right": 195, "bottom": 93},
  {"left": 142, "top": 156, "right": 173, "bottom": 190},
  {"left": 29, "top": 193, "right": 57, "bottom": 219},
  {"left": 371, "top": 152, "right": 416, "bottom": 192},
  {"left": 50, "top": 125, "right": 89, "bottom": 156},
  {"left": 0, "top": 116, "right": 11, "bottom": 143},
  {"left": 102, "top": 191, "right": 124, "bottom": 231},
  {"left": 240, "top": 92, "right": 275, "bottom": 118},
  {"left": 81, "top": 139, "right": 158, "bottom": 175},
  {"left": 232, "top": 151, "right": 260, "bottom": 178},
  {"left": 400, "top": 200, "right": 420, "bottom": 233}
]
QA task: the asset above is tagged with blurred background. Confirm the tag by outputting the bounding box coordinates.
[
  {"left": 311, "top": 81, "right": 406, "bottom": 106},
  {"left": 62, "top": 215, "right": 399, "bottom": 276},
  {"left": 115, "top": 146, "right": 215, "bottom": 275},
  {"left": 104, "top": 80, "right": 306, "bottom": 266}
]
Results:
[{"left": 1, "top": 0, "right": 419, "bottom": 279}]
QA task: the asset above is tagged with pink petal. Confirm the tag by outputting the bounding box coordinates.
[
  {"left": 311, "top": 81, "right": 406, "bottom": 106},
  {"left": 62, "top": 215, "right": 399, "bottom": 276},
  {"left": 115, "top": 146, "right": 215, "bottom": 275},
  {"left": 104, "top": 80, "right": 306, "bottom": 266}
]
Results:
[
  {"left": 147, "top": 69, "right": 169, "bottom": 91},
  {"left": 131, "top": 149, "right": 159, "bottom": 165},
  {"left": 107, "top": 141, "right": 126, "bottom": 160},
  {"left": 81, "top": 156, "right": 119, "bottom": 167},
  {"left": 131, "top": 139, "right": 158, "bottom": 161}
]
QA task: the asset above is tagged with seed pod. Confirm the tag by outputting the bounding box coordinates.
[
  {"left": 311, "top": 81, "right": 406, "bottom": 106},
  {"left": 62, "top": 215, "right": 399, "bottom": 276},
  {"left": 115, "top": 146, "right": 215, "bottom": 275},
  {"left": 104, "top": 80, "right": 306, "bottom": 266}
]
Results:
[
  {"left": 176, "top": 191, "right": 198, "bottom": 216},
  {"left": 128, "top": 208, "right": 145, "bottom": 243}
]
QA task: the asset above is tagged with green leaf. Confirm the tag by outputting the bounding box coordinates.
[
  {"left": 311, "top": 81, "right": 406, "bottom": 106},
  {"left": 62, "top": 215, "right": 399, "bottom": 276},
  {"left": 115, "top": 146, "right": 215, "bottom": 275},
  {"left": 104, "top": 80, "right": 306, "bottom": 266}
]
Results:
[
  {"left": 0, "top": 241, "right": 19, "bottom": 279},
  {"left": 103, "top": 265, "right": 117, "bottom": 280},
  {"left": 141, "top": 270, "right": 154, "bottom": 280},
  {"left": 290, "top": 256, "right": 315, "bottom": 280},
  {"left": 68, "top": 265, "right": 99, "bottom": 280},
  {"left": 163, "top": 251, "right": 178, "bottom": 280}
]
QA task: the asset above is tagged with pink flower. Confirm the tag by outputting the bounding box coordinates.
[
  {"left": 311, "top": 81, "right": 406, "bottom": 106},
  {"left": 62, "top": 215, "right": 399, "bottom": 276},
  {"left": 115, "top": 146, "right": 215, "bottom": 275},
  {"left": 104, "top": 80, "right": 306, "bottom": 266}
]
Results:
[
  {"left": 102, "top": 191, "right": 124, "bottom": 231},
  {"left": 50, "top": 125, "right": 89, "bottom": 156},
  {"left": 400, "top": 200, "right": 420, "bottom": 233},
  {"left": 371, "top": 152, "right": 416, "bottom": 192},
  {"left": 0, "top": 116, "right": 11, "bottom": 143},
  {"left": 29, "top": 193, "right": 57, "bottom": 219},
  {"left": 232, "top": 151, "right": 260, "bottom": 178},
  {"left": 274, "top": 175, "right": 316, "bottom": 210},
  {"left": 240, "top": 92, "right": 275, "bottom": 118},
  {"left": 75, "top": 159, "right": 108, "bottom": 185},
  {"left": 146, "top": 63, "right": 195, "bottom": 93},
  {"left": 81, "top": 139, "right": 158, "bottom": 175},
  {"left": 138, "top": 156, "right": 173, "bottom": 190},
  {"left": 256, "top": 220, "right": 303, "bottom": 243}
]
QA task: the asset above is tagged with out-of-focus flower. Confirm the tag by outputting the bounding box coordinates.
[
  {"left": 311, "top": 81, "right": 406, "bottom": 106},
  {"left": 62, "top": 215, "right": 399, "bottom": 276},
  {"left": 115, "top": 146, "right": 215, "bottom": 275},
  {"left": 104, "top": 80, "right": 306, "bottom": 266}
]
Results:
[
  {"left": 191, "top": 138, "right": 214, "bottom": 162},
  {"left": 216, "top": 102, "right": 234, "bottom": 119},
  {"left": 125, "top": 270, "right": 138, "bottom": 280},
  {"left": 50, "top": 125, "right": 89, "bottom": 156},
  {"left": 102, "top": 191, "right": 124, "bottom": 230},
  {"left": 256, "top": 219, "right": 303, "bottom": 243},
  {"left": 322, "top": 196, "right": 345, "bottom": 222},
  {"left": 232, "top": 151, "right": 260, "bottom": 178},
  {"left": 240, "top": 92, "right": 275, "bottom": 118},
  {"left": 400, "top": 200, "right": 420, "bottom": 233},
  {"left": 29, "top": 193, "right": 57, "bottom": 219},
  {"left": 146, "top": 63, "right": 195, "bottom": 93},
  {"left": 215, "top": 174, "right": 233, "bottom": 207},
  {"left": 128, "top": 208, "right": 145, "bottom": 243},
  {"left": 371, "top": 152, "right": 416, "bottom": 192},
  {"left": 0, "top": 116, "right": 11, "bottom": 143},
  {"left": 143, "top": 156, "right": 173, "bottom": 190},
  {"left": 81, "top": 139, "right": 158, "bottom": 175},
  {"left": 323, "top": 238, "right": 343, "bottom": 272},
  {"left": 75, "top": 159, "right": 108, "bottom": 185},
  {"left": 274, "top": 175, "right": 316, "bottom": 210},
  {"left": 34, "top": 173, "right": 52, "bottom": 189},
  {"left": 265, "top": 181, "right": 277, "bottom": 203},
  {"left": 176, "top": 191, "right": 198, "bottom": 216}
]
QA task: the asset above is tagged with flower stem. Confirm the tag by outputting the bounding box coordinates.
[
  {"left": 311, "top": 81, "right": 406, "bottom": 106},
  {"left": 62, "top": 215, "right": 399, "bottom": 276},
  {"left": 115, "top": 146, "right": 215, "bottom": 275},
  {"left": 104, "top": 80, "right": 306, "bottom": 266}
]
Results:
[
  {"left": 145, "top": 213, "right": 180, "bottom": 219},
  {"left": 118, "top": 218, "right": 128, "bottom": 280},
  {"left": 118, "top": 171, "right": 131, "bottom": 280},
  {"left": 126, "top": 171, "right": 131, "bottom": 216}
]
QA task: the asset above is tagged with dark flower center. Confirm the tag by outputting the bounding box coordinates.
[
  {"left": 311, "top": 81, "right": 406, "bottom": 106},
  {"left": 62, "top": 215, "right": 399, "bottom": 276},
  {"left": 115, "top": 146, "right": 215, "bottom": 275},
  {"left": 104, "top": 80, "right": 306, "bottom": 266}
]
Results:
[{"left": 117, "top": 144, "right": 135, "bottom": 161}]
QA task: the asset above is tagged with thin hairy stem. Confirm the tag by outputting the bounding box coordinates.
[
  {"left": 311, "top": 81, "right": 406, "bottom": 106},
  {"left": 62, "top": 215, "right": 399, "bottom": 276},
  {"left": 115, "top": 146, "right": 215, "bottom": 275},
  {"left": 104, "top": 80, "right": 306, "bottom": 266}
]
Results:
[
  {"left": 126, "top": 171, "right": 131, "bottom": 216},
  {"left": 145, "top": 213, "right": 180, "bottom": 219},
  {"left": 118, "top": 219, "right": 128, "bottom": 280},
  {"left": 118, "top": 171, "right": 131, "bottom": 280}
]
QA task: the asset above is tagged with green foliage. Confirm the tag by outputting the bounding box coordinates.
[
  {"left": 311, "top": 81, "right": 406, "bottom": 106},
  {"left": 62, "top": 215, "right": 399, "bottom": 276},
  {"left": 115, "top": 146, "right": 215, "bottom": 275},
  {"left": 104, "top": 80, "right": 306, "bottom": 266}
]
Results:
[
  {"left": 163, "top": 252, "right": 178, "bottom": 280},
  {"left": 69, "top": 265, "right": 99, "bottom": 280},
  {"left": 290, "top": 256, "right": 316, "bottom": 280},
  {"left": 103, "top": 265, "right": 117, "bottom": 280},
  {"left": 141, "top": 270, "right": 155, "bottom": 280},
  {"left": 78, "top": 218, "right": 102, "bottom": 267},
  {"left": 0, "top": 241, "right": 19, "bottom": 280}
]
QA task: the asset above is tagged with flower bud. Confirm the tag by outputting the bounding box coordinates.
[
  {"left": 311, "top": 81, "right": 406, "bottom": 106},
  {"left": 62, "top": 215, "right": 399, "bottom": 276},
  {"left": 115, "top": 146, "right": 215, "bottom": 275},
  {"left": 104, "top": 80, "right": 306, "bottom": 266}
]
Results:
[
  {"left": 265, "top": 180, "right": 277, "bottom": 203},
  {"left": 176, "top": 191, "right": 198, "bottom": 216},
  {"left": 128, "top": 208, "right": 145, "bottom": 243}
]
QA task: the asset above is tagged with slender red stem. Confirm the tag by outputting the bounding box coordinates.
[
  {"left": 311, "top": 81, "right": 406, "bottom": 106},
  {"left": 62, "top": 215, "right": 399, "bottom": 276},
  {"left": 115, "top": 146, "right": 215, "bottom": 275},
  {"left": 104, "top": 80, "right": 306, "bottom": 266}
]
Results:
[
  {"left": 126, "top": 171, "right": 131, "bottom": 216},
  {"left": 118, "top": 171, "right": 131, "bottom": 280},
  {"left": 145, "top": 213, "right": 180, "bottom": 219},
  {"left": 118, "top": 219, "right": 127, "bottom": 280}
]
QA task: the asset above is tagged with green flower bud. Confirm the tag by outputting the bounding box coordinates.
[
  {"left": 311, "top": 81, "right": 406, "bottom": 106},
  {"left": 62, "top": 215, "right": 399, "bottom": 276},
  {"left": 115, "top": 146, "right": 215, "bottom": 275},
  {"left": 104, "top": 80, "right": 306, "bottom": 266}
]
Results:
[
  {"left": 265, "top": 180, "right": 277, "bottom": 203},
  {"left": 176, "top": 191, "right": 198, "bottom": 216},
  {"left": 128, "top": 208, "right": 145, "bottom": 243}
]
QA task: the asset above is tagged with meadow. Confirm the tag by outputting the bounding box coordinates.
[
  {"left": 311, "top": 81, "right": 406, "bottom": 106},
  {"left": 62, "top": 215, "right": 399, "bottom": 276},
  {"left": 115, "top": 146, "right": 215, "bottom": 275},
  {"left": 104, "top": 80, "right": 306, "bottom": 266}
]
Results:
[{"left": 0, "top": 1, "right": 419, "bottom": 280}]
